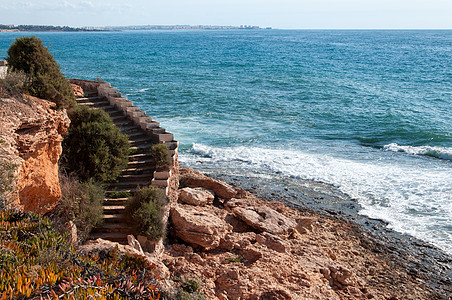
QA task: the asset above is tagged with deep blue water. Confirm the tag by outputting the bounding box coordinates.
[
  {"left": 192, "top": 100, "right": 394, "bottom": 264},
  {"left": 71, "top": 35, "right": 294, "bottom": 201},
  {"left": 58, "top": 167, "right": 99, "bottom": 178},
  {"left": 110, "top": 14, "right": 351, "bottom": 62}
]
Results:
[{"left": 1, "top": 30, "right": 451, "bottom": 253}]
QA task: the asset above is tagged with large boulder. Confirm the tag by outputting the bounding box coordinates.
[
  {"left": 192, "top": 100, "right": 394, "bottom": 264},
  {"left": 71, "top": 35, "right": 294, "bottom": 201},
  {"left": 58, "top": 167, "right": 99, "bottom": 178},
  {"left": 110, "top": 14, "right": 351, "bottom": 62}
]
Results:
[
  {"left": 0, "top": 95, "right": 70, "bottom": 213},
  {"left": 178, "top": 187, "right": 214, "bottom": 206},
  {"left": 232, "top": 206, "right": 297, "bottom": 235},
  {"left": 171, "top": 204, "right": 232, "bottom": 249},
  {"left": 179, "top": 167, "right": 241, "bottom": 199}
]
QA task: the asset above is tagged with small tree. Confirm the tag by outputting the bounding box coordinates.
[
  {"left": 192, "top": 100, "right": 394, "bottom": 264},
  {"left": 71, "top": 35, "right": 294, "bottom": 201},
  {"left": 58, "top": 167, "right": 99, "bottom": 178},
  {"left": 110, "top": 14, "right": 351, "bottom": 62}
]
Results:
[
  {"left": 6, "top": 36, "right": 76, "bottom": 109},
  {"left": 61, "top": 105, "right": 129, "bottom": 182},
  {"left": 126, "top": 186, "right": 167, "bottom": 241},
  {"left": 150, "top": 143, "right": 171, "bottom": 168}
]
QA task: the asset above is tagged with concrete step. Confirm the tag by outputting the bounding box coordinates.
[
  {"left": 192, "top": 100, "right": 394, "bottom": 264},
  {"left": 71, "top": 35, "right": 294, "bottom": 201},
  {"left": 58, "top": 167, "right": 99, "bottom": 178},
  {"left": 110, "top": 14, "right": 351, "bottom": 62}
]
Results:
[
  {"left": 106, "top": 188, "right": 140, "bottom": 196},
  {"left": 129, "top": 136, "right": 150, "bottom": 146},
  {"left": 129, "top": 153, "right": 152, "bottom": 161},
  {"left": 103, "top": 213, "right": 128, "bottom": 223},
  {"left": 103, "top": 205, "right": 126, "bottom": 214},
  {"left": 117, "top": 174, "right": 153, "bottom": 182},
  {"left": 106, "top": 110, "right": 123, "bottom": 118},
  {"left": 89, "top": 232, "right": 129, "bottom": 244},
  {"left": 120, "top": 124, "right": 142, "bottom": 133},
  {"left": 127, "top": 159, "right": 153, "bottom": 168},
  {"left": 92, "top": 223, "right": 131, "bottom": 234},
  {"left": 114, "top": 119, "right": 135, "bottom": 127},
  {"left": 111, "top": 115, "right": 129, "bottom": 122},
  {"left": 130, "top": 143, "right": 154, "bottom": 150},
  {"left": 125, "top": 131, "right": 147, "bottom": 139},
  {"left": 108, "top": 181, "right": 150, "bottom": 189},
  {"left": 121, "top": 168, "right": 154, "bottom": 176},
  {"left": 104, "top": 198, "right": 128, "bottom": 206}
]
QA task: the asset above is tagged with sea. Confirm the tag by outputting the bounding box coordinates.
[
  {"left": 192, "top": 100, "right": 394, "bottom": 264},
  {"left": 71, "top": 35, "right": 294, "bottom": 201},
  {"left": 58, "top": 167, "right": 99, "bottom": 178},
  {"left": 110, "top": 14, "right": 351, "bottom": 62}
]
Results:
[{"left": 1, "top": 30, "right": 451, "bottom": 254}]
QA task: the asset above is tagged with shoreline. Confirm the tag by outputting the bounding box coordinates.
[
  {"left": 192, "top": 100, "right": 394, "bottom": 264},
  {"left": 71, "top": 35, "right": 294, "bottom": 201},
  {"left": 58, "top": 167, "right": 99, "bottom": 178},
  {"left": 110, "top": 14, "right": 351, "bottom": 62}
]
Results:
[{"left": 190, "top": 165, "right": 452, "bottom": 297}]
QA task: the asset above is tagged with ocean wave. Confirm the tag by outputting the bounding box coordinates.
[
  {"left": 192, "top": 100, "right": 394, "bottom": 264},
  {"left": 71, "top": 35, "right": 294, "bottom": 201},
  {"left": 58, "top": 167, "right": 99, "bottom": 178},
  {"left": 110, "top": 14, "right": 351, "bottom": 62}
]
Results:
[
  {"left": 187, "top": 142, "right": 452, "bottom": 254},
  {"left": 382, "top": 143, "right": 452, "bottom": 161}
]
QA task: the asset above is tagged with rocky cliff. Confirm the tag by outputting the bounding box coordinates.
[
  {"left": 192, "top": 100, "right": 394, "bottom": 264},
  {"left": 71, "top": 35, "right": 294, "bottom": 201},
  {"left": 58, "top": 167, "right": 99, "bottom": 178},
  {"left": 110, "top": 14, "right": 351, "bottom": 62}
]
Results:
[{"left": 0, "top": 94, "right": 70, "bottom": 213}]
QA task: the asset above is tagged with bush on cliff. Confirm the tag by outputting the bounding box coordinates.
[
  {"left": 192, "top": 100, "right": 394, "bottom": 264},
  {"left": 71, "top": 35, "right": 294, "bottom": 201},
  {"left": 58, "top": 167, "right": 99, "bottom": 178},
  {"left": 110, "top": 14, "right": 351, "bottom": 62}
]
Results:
[
  {"left": 126, "top": 186, "right": 167, "bottom": 241},
  {"left": 150, "top": 143, "right": 171, "bottom": 168},
  {"left": 6, "top": 36, "right": 76, "bottom": 109},
  {"left": 0, "top": 70, "right": 29, "bottom": 99},
  {"left": 0, "top": 148, "right": 18, "bottom": 211},
  {"left": 61, "top": 105, "right": 129, "bottom": 182},
  {"left": 49, "top": 173, "right": 104, "bottom": 242}
]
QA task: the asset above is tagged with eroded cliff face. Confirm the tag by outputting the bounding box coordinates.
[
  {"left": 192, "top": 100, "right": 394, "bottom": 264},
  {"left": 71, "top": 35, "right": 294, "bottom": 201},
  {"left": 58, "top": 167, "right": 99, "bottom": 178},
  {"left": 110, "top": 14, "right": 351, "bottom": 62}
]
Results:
[{"left": 0, "top": 94, "right": 70, "bottom": 213}]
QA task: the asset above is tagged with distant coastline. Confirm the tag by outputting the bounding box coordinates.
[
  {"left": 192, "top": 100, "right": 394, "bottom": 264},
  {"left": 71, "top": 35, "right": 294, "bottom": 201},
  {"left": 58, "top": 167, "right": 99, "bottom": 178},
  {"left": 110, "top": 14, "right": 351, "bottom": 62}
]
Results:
[{"left": 0, "top": 24, "right": 271, "bottom": 33}]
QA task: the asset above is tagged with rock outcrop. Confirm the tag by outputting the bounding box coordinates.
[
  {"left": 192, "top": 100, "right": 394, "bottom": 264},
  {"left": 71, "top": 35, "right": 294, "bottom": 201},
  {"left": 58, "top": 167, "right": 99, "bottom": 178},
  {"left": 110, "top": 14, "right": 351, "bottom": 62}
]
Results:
[
  {"left": 179, "top": 167, "right": 243, "bottom": 199},
  {"left": 178, "top": 187, "right": 214, "bottom": 206},
  {"left": 171, "top": 204, "right": 232, "bottom": 249},
  {"left": 70, "top": 83, "right": 84, "bottom": 98},
  {"left": 0, "top": 95, "right": 70, "bottom": 213}
]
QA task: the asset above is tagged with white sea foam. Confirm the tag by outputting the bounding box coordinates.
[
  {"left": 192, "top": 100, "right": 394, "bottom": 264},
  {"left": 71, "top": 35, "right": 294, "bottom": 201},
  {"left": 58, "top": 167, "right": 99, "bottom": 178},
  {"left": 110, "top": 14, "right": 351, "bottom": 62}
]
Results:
[
  {"left": 383, "top": 143, "right": 452, "bottom": 161},
  {"left": 186, "top": 143, "right": 452, "bottom": 254},
  {"left": 139, "top": 88, "right": 150, "bottom": 92}
]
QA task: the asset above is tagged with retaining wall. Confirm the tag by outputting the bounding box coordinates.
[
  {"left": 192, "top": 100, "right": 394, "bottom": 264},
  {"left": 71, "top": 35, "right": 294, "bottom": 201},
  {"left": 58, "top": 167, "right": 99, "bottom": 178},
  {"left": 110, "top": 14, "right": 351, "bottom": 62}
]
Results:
[{"left": 69, "top": 79, "right": 179, "bottom": 202}]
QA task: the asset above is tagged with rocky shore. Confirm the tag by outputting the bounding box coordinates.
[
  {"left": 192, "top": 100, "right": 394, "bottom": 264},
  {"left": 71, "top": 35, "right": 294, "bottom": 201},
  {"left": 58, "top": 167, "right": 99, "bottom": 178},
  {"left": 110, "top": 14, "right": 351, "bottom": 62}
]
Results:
[{"left": 82, "top": 167, "right": 451, "bottom": 299}]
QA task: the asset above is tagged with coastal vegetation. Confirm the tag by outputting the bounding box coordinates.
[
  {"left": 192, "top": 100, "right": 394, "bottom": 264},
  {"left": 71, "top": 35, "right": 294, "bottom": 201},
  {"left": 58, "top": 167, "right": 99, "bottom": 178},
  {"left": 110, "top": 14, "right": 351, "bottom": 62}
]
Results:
[
  {"left": 0, "top": 146, "right": 17, "bottom": 211},
  {"left": 6, "top": 36, "right": 76, "bottom": 109},
  {"left": 0, "top": 210, "right": 163, "bottom": 299},
  {"left": 126, "top": 186, "right": 167, "bottom": 241},
  {"left": 150, "top": 143, "right": 171, "bottom": 168},
  {"left": 61, "top": 105, "right": 129, "bottom": 183}
]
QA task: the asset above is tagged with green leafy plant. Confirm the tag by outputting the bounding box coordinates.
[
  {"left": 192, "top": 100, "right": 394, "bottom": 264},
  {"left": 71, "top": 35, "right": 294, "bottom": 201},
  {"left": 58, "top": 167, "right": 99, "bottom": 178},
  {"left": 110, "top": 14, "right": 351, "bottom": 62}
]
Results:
[
  {"left": 150, "top": 143, "right": 171, "bottom": 168},
  {"left": 6, "top": 36, "right": 76, "bottom": 109},
  {"left": 126, "top": 186, "right": 167, "bottom": 241},
  {"left": 49, "top": 173, "right": 104, "bottom": 242},
  {"left": 61, "top": 105, "right": 129, "bottom": 183},
  {"left": 0, "top": 210, "right": 164, "bottom": 299},
  {"left": 225, "top": 256, "right": 242, "bottom": 264}
]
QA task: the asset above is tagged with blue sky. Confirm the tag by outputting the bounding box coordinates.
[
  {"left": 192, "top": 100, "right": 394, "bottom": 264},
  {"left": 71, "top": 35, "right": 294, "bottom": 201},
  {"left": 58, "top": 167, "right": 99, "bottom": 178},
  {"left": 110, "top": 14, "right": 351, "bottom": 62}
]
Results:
[{"left": 1, "top": 0, "right": 451, "bottom": 29}]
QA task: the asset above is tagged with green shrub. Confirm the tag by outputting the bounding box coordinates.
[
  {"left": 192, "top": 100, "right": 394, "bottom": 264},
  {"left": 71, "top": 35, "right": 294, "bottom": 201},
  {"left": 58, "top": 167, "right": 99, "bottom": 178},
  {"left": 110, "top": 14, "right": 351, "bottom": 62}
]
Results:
[
  {"left": 6, "top": 36, "right": 76, "bottom": 109},
  {"left": 61, "top": 105, "right": 129, "bottom": 182},
  {"left": 50, "top": 173, "right": 104, "bottom": 242},
  {"left": 0, "top": 70, "right": 29, "bottom": 98},
  {"left": 150, "top": 143, "right": 171, "bottom": 168},
  {"left": 126, "top": 186, "right": 167, "bottom": 241}
]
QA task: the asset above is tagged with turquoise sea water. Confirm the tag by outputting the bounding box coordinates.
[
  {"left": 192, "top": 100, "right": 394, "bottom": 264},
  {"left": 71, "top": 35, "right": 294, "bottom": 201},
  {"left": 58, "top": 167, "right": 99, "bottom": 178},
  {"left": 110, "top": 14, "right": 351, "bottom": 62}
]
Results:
[{"left": 1, "top": 30, "right": 451, "bottom": 253}]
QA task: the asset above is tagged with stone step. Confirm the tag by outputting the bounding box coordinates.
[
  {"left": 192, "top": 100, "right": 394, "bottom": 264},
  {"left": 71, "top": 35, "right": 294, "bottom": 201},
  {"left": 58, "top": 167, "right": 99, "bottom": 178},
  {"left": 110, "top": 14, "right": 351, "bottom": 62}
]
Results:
[
  {"left": 125, "top": 130, "right": 147, "bottom": 139},
  {"left": 130, "top": 143, "right": 154, "bottom": 150},
  {"left": 92, "top": 223, "right": 132, "bottom": 234},
  {"left": 121, "top": 168, "right": 154, "bottom": 176},
  {"left": 127, "top": 159, "right": 153, "bottom": 168},
  {"left": 129, "top": 153, "right": 152, "bottom": 161},
  {"left": 76, "top": 96, "right": 105, "bottom": 102},
  {"left": 103, "top": 205, "right": 126, "bottom": 214},
  {"left": 109, "top": 181, "right": 150, "bottom": 189},
  {"left": 120, "top": 124, "right": 141, "bottom": 133},
  {"left": 111, "top": 115, "right": 129, "bottom": 122},
  {"left": 118, "top": 172, "right": 153, "bottom": 179},
  {"left": 104, "top": 198, "right": 128, "bottom": 206},
  {"left": 103, "top": 213, "right": 128, "bottom": 223},
  {"left": 89, "top": 232, "right": 129, "bottom": 244},
  {"left": 106, "top": 110, "right": 124, "bottom": 118},
  {"left": 114, "top": 119, "right": 135, "bottom": 127},
  {"left": 129, "top": 137, "right": 150, "bottom": 146},
  {"left": 106, "top": 188, "right": 140, "bottom": 195}
]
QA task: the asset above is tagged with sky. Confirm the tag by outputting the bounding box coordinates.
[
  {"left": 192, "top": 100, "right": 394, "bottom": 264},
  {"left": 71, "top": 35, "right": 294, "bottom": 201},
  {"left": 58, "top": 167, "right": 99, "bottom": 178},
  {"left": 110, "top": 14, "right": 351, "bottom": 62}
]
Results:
[{"left": 1, "top": 0, "right": 452, "bottom": 29}]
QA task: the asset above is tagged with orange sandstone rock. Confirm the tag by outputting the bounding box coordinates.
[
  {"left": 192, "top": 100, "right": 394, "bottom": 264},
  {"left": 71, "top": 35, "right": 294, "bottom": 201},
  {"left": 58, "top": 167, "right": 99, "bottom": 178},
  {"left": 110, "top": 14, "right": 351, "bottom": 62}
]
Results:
[
  {"left": 0, "top": 94, "right": 70, "bottom": 213},
  {"left": 70, "top": 83, "right": 84, "bottom": 98}
]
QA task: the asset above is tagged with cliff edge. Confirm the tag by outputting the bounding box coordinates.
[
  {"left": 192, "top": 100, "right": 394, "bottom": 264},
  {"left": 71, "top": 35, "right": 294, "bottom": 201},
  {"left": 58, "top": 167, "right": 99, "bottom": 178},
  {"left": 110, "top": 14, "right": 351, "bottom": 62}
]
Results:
[{"left": 0, "top": 95, "right": 70, "bottom": 213}]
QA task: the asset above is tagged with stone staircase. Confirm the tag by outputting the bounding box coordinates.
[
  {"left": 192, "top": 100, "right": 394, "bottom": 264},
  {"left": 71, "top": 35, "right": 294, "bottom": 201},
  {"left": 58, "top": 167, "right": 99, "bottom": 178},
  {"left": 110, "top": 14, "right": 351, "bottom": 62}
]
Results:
[{"left": 76, "top": 91, "right": 156, "bottom": 244}]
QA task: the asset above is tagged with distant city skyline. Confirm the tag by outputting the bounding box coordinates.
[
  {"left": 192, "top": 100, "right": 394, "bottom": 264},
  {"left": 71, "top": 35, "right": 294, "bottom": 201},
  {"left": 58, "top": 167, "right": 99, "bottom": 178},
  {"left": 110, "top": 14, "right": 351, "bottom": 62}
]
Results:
[{"left": 1, "top": 0, "right": 451, "bottom": 29}]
